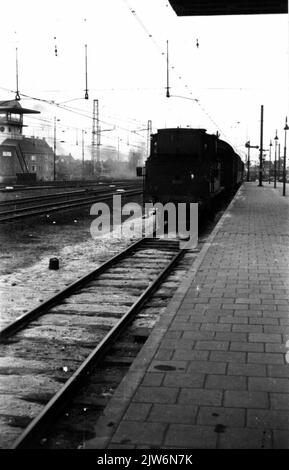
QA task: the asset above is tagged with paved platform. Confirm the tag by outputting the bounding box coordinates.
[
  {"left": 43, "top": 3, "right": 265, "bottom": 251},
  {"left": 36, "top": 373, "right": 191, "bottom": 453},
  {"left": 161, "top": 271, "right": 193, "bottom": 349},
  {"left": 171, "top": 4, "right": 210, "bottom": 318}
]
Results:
[{"left": 85, "top": 182, "right": 289, "bottom": 449}]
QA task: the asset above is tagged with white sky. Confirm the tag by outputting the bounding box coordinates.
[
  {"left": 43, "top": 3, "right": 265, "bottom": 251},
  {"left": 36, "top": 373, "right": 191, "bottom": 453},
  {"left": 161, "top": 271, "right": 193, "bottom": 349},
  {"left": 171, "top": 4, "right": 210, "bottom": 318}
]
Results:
[{"left": 0, "top": 0, "right": 288, "bottom": 162}]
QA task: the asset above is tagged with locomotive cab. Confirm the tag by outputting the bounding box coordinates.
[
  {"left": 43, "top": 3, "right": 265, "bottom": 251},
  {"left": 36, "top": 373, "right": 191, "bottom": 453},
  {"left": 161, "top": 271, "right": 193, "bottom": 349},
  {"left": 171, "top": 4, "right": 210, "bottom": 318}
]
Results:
[
  {"left": 145, "top": 128, "right": 223, "bottom": 209},
  {"left": 144, "top": 127, "right": 243, "bottom": 216}
]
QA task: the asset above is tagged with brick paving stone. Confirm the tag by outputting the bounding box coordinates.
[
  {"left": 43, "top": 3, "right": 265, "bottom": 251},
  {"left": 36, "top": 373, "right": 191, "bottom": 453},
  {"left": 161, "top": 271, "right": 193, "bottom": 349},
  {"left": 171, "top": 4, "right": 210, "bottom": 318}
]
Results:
[
  {"left": 200, "top": 323, "right": 232, "bottom": 332},
  {"left": 247, "top": 410, "right": 289, "bottom": 430},
  {"left": 112, "top": 421, "right": 167, "bottom": 446},
  {"left": 267, "top": 365, "right": 289, "bottom": 378},
  {"left": 224, "top": 391, "right": 269, "bottom": 408},
  {"left": 160, "top": 338, "right": 194, "bottom": 349},
  {"left": 250, "top": 304, "right": 277, "bottom": 311},
  {"left": 270, "top": 393, "right": 289, "bottom": 410},
  {"left": 123, "top": 403, "right": 152, "bottom": 421},
  {"left": 164, "top": 331, "right": 182, "bottom": 339},
  {"left": 210, "top": 351, "right": 246, "bottom": 363},
  {"left": 223, "top": 304, "right": 249, "bottom": 310},
  {"left": 173, "top": 350, "right": 209, "bottom": 361},
  {"left": 218, "top": 428, "right": 272, "bottom": 449},
  {"left": 227, "top": 363, "right": 266, "bottom": 377},
  {"left": 206, "top": 308, "right": 234, "bottom": 316},
  {"left": 249, "top": 317, "right": 279, "bottom": 325},
  {"left": 234, "top": 310, "right": 262, "bottom": 317},
  {"left": 163, "top": 372, "right": 205, "bottom": 388},
  {"left": 154, "top": 349, "right": 174, "bottom": 361},
  {"left": 248, "top": 333, "right": 282, "bottom": 343},
  {"left": 249, "top": 377, "right": 289, "bottom": 393},
  {"left": 236, "top": 298, "right": 261, "bottom": 304},
  {"left": 232, "top": 324, "right": 263, "bottom": 333},
  {"left": 219, "top": 316, "right": 248, "bottom": 324},
  {"left": 205, "top": 374, "right": 246, "bottom": 390},
  {"left": 264, "top": 326, "right": 287, "bottom": 334},
  {"left": 197, "top": 406, "right": 245, "bottom": 427},
  {"left": 248, "top": 352, "right": 285, "bottom": 365},
  {"left": 141, "top": 373, "right": 164, "bottom": 387},
  {"left": 195, "top": 341, "right": 229, "bottom": 351},
  {"left": 133, "top": 387, "right": 179, "bottom": 404},
  {"left": 265, "top": 344, "right": 287, "bottom": 353},
  {"left": 187, "top": 361, "right": 227, "bottom": 375},
  {"left": 182, "top": 331, "right": 215, "bottom": 340},
  {"left": 169, "top": 323, "right": 201, "bottom": 332},
  {"left": 273, "top": 430, "right": 289, "bottom": 449},
  {"left": 148, "top": 404, "right": 198, "bottom": 424},
  {"left": 178, "top": 388, "right": 222, "bottom": 406},
  {"left": 180, "top": 315, "right": 205, "bottom": 323},
  {"left": 165, "top": 424, "right": 217, "bottom": 448},
  {"left": 215, "top": 332, "right": 248, "bottom": 342},
  {"left": 230, "top": 341, "right": 264, "bottom": 352}
]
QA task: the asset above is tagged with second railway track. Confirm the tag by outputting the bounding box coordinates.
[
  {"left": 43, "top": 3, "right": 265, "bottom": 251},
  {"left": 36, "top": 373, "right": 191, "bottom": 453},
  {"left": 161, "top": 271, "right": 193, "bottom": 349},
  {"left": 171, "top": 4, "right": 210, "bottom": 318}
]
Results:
[
  {"left": 0, "top": 235, "right": 187, "bottom": 449},
  {"left": 0, "top": 186, "right": 142, "bottom": 223}
]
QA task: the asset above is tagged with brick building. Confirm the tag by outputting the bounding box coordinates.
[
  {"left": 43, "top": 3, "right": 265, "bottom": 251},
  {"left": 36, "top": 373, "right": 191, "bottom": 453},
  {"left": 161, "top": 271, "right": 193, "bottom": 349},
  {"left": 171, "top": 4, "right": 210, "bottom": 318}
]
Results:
[{"left": 0, "top": 100, "right": 54, "bottom": 183}]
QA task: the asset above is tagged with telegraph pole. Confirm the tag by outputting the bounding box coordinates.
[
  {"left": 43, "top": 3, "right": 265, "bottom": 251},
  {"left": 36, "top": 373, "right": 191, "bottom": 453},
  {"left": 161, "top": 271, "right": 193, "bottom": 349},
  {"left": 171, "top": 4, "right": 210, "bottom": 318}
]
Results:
[
  {"left": 246, "top": 141, "right": 250, "bottom": 182},
  {"left": 274, "top": 131, "right": 278, "bottom": 188},
  {"left": 268, "top": 140, "right": 272, "bottom": 183},
  {"left": 84, "top": 44, "right": 89, "bottom": 100},
  {"left": 283, "top": 116, "right": 289, "bottom": 196},
  {"left": 82, "top": 130, "right": 85, "bottom": 179},
  {"left": 278, "top": 143, "right": 281, "bottom": 180},
  {"left": 245, "top": 141, "right": 258, "bottom": 182},
  {"left": 97, "top": 101, "right": 101, "bottom": 165},
  {"left": 166, "top": 40, "right": 170, "bottom": 98},
  {"left": 15, "top": 48, "right": 20, "bottom": 101},
  {"left": 147, "top": 120, "right": 152, "bottom": 161},
  {"left": 53, "top": 116, "right": 56, "bottom": 181},
  {"left": 258, "top": 105, "right": 264, "bottom": 187},
  {"left": 91, "top": 99, "right": 98, "bottom": 174}
]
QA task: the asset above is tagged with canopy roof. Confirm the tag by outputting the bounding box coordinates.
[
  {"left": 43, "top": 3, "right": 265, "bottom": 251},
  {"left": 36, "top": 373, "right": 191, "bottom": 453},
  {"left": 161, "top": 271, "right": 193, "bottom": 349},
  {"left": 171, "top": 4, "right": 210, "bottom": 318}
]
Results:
[
  {"left": 0, "top": 100, "right": 40, "bottom": 115},
  {"left": 168, "top": 0, "right": 288, "bottom": 16}
]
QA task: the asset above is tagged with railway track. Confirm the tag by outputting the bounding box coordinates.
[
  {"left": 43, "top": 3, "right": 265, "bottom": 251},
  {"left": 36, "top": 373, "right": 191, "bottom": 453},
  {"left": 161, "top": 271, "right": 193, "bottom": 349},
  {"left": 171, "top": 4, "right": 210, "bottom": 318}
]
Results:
[
  {"left": 0, "top": 186, "right": 142, "bottom": 223},
  {"left": 0, "top": 180, "right": 139, "bottom": 193},
  {"left": 0, "top": 236, "right": 187, "bottom": 449}
]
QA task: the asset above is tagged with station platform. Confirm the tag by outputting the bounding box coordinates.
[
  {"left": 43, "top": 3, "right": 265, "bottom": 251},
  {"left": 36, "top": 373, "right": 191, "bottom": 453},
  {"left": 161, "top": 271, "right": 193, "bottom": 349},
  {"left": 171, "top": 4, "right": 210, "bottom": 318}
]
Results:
[{"left": 85, "top": 182, "right": 289, "bottom": 449}]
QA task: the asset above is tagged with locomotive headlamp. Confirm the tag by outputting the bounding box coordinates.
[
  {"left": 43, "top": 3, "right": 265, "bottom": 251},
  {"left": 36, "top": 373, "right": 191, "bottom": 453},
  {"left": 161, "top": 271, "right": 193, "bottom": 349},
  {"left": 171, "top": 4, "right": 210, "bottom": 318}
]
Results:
[{"left": 190, "top": 173, "right": 195, "bottom": 180}]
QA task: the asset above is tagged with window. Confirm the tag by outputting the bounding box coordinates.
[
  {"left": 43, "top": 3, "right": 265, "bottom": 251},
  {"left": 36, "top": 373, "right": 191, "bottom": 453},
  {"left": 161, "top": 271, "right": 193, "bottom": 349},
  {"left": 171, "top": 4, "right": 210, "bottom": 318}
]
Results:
[
  {"left": 31, "top": 165, "right": 37, "bottom": 172},
  {"left": 31, "top": 155, "right": 36, "bottom": 161},
  {"left": 3, "top": 151, "right": 12, "bottom": 156},
  {"left": 0, "top": 127, "right": 4, "bottom": 132},
  {"left": 8, "top": 113, "right": 21, "bottom": 122}
]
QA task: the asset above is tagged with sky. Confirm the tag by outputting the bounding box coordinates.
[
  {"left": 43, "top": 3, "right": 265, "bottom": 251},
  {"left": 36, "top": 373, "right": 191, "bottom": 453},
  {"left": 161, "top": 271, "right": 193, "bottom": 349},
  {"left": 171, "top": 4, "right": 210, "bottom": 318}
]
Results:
[{"left": 0, "top": 0, "right": 288, "bottom": 164}]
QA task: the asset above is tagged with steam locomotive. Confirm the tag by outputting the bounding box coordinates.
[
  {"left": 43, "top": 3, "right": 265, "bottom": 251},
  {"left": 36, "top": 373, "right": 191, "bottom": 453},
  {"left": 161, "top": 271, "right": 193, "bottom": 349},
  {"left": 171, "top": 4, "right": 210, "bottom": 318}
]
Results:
[{"left": 143, "top": 128, "right": 244, "bottom": 214}]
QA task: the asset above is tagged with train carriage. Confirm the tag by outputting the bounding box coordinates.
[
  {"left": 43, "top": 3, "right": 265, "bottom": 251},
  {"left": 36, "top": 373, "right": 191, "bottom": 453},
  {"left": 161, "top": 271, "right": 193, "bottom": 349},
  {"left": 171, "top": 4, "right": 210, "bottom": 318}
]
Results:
[{"left": 144, "top": 127, "right": 243, "bottom": 213}]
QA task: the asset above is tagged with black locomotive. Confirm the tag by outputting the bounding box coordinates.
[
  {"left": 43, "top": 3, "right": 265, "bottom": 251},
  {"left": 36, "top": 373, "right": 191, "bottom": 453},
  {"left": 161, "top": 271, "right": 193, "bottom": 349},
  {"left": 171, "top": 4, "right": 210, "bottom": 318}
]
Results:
[{"left": 143, "top": 128, "right": 244, "bottom": 213}]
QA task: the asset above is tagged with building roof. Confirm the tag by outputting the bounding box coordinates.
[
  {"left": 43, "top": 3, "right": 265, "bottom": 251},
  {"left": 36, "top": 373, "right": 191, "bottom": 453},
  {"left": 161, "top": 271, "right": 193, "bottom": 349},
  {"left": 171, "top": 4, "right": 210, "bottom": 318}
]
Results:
[
  {"left": 168, "top": 0, "right": 288, "bottom": 16},
  {"left": 2, "top": 137, "right": 53, "bottom": 155},
  {"left": 0, "top": 100, "right": 40, "bottom": 114}
]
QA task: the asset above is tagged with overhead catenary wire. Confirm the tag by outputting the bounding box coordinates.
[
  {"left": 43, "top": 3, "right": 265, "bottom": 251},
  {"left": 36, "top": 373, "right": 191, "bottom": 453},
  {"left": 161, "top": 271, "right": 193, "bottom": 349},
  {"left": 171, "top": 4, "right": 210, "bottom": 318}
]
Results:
[
  {"left": 0, "top": 85, "right": 148, "bottom": 141},
  {"left": 121, "top": 0, "right": 243, "bottom": 152}
]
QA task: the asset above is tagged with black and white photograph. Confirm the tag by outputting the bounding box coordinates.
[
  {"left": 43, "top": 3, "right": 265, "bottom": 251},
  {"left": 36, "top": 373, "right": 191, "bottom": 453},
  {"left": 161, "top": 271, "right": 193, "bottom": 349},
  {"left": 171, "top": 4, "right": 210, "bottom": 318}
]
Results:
[{"left": 0, "top": 0, "right": 288, "bottom": 457}]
